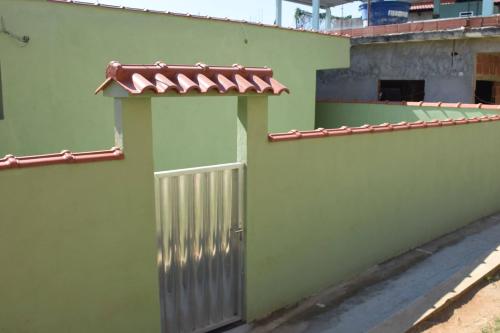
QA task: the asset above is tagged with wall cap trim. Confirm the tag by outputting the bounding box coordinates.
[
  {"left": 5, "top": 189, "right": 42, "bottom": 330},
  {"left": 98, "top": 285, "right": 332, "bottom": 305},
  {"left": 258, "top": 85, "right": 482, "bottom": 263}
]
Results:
[{"left": 0, "top": 147, "right": 124, "bottom": 170}]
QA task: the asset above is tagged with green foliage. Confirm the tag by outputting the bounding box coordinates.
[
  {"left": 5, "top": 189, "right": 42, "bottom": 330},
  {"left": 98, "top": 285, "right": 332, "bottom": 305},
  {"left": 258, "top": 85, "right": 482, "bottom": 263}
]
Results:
[
  {"left": 294, "top": 7, "right": 328, "bottom": 24},
  {"left": 485, "top": 272, "right": 500, "bottom": 283},
  {"left": 481, "top": 317, "right": 500, "bottom": 333}
]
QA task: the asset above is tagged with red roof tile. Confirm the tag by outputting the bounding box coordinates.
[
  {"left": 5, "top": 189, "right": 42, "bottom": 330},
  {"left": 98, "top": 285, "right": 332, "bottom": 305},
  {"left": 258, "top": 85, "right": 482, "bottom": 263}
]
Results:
[
  {"left": 96, "top": 61, "right": 290, "bottom": 96},
  {"left": 47, "top": 0, "right": 348, "bottom": 39},
  {"left": 268, "top": 115, "right": 500, "bottom": 142},
  {"left": 410, "top": 3, "right": 435, "bottom": 11},
  {"left": 0, "top": 147, "right": 124, "bottom": 171}
]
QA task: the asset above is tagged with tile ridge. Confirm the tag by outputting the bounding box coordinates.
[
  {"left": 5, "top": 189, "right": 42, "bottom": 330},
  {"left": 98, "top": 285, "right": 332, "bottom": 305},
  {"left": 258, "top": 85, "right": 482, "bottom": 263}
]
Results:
[
  {"left": 268, "top": 115, "right": 500, "bottom": 142},
  {"left": 96, "top": 61, "right": 290, "bottom": 96},
  {"left": 0, "top": 147, "right": 124, "bottom": 170}
]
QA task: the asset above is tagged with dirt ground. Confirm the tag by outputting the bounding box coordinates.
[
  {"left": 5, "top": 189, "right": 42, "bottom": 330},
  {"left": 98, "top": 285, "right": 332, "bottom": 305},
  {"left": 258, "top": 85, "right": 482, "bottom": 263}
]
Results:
[{"left": 412, "top": 272, "right": 500, "bottom": 333}]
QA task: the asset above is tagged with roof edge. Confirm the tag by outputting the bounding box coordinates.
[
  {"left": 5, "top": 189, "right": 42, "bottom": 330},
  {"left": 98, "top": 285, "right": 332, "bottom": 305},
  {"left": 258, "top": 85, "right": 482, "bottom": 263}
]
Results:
[{"left": 47, "top": 0, "right": 350, "bottom": 39}]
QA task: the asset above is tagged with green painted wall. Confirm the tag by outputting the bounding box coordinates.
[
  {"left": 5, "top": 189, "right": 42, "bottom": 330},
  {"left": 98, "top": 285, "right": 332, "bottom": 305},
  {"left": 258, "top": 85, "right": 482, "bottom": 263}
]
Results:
[
  {"left": 244, "top": 98, "right": 500, "bottom": 319},
  {"left": 0, "top": 98, "right": 160, "bottom": 333},
  {"left": 0, "top": 0, "right": 349, "bottom": 171},
  {"left": 316, "top": 102, "right": 500, "bottom": 128}
]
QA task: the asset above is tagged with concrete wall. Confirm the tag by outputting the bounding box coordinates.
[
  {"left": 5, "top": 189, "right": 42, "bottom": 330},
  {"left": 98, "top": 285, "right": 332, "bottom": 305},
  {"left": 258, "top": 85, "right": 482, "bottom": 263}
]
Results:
[
  {"left": 0, "top": 98, "right": 160, "bottom": 333},
  {"left": 440, "top": 1, "right": 482, "bottom": 18},
  {"left": 409, "top": 4, "right": 499, "bottom": 21},
  {"left": 0, "top": 0, "right": 349, "bottom": 171},
  {"left": 409, "top": 11, "right": 434, "bottom": 21},
  {"left": 316, "top": 101, "right": 500, "bottom": 128},
  {"left": 439, "top": 2, "right": 500, "bottom": 18},
  {"left": 332, "top": 17, "right": 364, "bottom": 31},
  {"left": 244, "top": 99, "right": 500, "bottom": 319},
  {"left": 317, "top": 37, "right": 500, "bottom": 104}
]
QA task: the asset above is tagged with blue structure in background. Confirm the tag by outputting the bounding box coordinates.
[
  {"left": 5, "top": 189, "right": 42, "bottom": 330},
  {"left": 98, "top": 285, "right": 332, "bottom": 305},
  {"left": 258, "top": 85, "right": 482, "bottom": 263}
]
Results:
[{"left": 359, "top": 1, "right": 411, "bottom": 25}]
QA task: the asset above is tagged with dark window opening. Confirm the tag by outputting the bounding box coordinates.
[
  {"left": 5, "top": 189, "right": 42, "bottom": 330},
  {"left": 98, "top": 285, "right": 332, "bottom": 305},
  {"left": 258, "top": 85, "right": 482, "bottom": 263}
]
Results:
[
  {"left": 0, "top": 63, "right": 3, "bottom": 120},
  {"left": 475, "top": 80, "right": 494, "bottom": 104},
  {"left": 378, "top": 80, "right": 425, "bottom": 102}
]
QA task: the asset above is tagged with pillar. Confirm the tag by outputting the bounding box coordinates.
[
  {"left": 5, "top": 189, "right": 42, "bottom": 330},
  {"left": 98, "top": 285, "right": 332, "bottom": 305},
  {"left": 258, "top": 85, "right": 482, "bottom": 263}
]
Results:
[
  {"left": 312, "top": 0, "right": 320, "bottom": 31},
  {"left": 433, "top": 0, "right": 440, "bottom": 18},
  {"left": 482, "top": 0, "right": 494, "bottom": 16},
  {"left": 276, "top": 0, "right": 282, "bottom": 26},
  {"left": 236, "top": 95, "right": 270, "bottom": 321},
  {"left": 325, "top": 7, "right": 332, "bottom": 31},
  {"left": 367, "top": 0, "right": 372, "bottom": 26},
  {"left": 237, "top": 96, "right": 269, "bottom": 163},
  {"left": 113, "top": 97, "right": 155, "bottom": 178}
]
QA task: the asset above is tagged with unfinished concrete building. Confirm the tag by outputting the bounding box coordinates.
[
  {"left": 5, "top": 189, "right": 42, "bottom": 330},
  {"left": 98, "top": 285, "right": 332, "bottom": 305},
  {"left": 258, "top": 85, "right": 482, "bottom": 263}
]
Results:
[{"left": 318, "top": 16, "right": 500, "bottom": 104}]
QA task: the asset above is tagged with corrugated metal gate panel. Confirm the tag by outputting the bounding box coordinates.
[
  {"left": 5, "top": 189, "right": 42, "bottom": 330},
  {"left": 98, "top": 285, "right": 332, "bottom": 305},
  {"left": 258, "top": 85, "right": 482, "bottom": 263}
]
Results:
[{"left": 155, "top": 163, "right": 244, "bottom": 333}]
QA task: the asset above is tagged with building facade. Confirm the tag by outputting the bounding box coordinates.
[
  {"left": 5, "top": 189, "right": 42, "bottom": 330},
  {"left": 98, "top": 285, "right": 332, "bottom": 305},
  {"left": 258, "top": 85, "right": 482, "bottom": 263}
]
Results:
[{"left": 319, "top": 17, "right": 500, "bottom": 104}]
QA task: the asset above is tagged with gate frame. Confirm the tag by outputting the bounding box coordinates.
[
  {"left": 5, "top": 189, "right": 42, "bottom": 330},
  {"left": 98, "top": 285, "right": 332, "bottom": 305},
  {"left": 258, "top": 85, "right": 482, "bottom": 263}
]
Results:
[
  {"left": 154, "top": 162, "right": 246, "bottom": 332},
  {"left": 97, "top": 61, "right": 288, "bottom": 329}
]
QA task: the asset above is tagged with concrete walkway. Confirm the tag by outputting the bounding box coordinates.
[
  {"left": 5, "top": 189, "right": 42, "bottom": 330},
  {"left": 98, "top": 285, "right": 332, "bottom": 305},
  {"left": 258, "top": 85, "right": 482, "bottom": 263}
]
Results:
[{"left": 250, "top": 215, "right": 500, "bottom": 333}]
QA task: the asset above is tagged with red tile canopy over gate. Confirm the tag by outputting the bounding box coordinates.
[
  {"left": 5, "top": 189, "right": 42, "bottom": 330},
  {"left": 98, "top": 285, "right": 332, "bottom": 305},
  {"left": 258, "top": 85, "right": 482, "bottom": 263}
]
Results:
[
  {"left": 0, "top": 61, "right": 288, "bottom": 171},
  {"left": 95, "top": 61, "right": 289, "bottom": 96}
]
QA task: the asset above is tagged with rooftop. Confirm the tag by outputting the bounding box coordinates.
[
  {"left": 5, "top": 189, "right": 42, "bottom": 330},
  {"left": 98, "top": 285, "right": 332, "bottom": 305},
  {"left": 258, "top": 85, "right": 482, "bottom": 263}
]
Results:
[
  {"left": 286, "top": 0, "right": 438, "bottom": 8},
  {"left": 338, "top": 15, "right": 500, "bottom": 43},
  {"left": 285, "top": 0, "right": 354, "bottom": 8},
  {"left": 48, "top": 0, "right": 347, "bottom": 39}
]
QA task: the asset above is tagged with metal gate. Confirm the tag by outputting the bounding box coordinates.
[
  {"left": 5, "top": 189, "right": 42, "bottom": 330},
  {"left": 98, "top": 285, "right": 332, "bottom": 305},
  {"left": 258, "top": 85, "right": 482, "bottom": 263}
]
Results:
[{"left": 154, "top": 162, "right": 244, "bottom": 333}]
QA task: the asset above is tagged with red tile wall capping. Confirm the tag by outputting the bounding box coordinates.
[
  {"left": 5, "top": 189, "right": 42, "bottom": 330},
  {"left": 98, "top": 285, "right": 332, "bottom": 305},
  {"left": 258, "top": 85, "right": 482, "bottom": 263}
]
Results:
[
  {"left": 95, "top": 61, "right": 290, "bottom": 95},
  {"left": 47, "top": 0, "right": 348, "bottom": 39},
  {"left": 340, "top": 15, "right": 500, "bottom": 38},
  {"left": 268, "top": 116, "right": 500, "bottom": 142},
  {"left": 269, "top": 100, "right": 500, "bottom": 142},
  {"left": 0, "top": 147, "right": 124, "bottom": 171}
]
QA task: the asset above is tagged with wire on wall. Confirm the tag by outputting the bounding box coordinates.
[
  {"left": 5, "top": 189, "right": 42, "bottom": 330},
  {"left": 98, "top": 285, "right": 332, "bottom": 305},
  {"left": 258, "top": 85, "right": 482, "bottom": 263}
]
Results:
[{"left": 0, "top": 17, "right": 29, "bottom": 45}]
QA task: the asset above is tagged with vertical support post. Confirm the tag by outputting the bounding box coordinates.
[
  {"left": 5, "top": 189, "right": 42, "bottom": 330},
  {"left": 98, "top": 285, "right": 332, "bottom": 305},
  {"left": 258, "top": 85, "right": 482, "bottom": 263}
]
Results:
[
  {"left": 312, "top": 0, "right": 320, "bottom": 31},
  {"left": 113, "top": 97, "right": 154, "bottom": 168},
  {"left": 110, "top": 95, "right": 159, "bottom": 330},
  {"left": 237, "top": 96, "right": 268, "bottom": 163},
  {"left": 236, "top": 95, "right": 269, "bottom": 321},
  {"left": 482, "top": 0, "right": 494, "bottom": 16},
  {"left": 275, "top": 0, "right": 282, "bottom": 26},
  {"left": 433, "top": 0, "right": 440, "bottom": 18},
  {"left": 367, "top": 0, "right": 372, "bottom": 26},
  {"left": 325, "top": 7, "right": 332, "bottom": 31}
]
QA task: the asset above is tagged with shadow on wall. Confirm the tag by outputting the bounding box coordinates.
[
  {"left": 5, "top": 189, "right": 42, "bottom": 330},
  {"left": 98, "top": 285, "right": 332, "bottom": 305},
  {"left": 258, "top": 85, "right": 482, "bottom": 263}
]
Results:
[
  {"left": 315, "top": 102, "right": 500, "bottom": 128},
  {"left": 412, "top": 109, "right": 489, "bottom": 121}
]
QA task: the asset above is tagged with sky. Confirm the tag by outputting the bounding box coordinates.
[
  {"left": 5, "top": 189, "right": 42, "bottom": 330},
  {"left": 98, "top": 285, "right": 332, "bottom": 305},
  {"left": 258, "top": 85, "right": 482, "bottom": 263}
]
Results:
[{"left": 79, "top": 0, "right": 361, "bottom": 27}]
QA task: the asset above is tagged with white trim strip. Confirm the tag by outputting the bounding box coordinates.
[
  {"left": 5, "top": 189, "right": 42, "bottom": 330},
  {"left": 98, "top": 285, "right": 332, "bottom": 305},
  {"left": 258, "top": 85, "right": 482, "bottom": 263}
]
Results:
[{"left": 155, "top": 162, "right": 245, "bottom": 178}]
